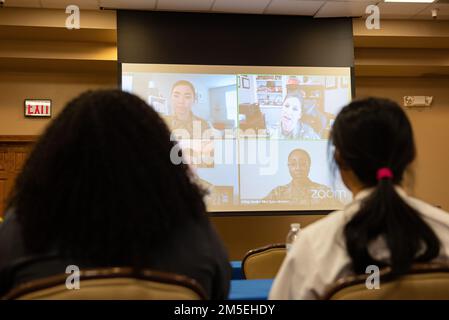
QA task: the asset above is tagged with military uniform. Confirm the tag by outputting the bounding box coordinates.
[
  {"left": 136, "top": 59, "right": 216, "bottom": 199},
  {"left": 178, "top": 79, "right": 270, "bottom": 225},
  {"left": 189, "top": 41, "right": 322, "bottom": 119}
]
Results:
[
  {"left": 270, "top": 121, "right": 321, "bottom": 140},
  {"left": 164, "top": 113, "right": 211, "bottom": 139}
]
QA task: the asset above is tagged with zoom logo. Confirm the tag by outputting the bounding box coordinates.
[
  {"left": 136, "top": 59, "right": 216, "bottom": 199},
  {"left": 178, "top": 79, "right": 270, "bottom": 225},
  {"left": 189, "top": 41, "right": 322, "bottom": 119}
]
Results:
[{"left": 311, "top": 189, "right": 348, "bottom": 201}]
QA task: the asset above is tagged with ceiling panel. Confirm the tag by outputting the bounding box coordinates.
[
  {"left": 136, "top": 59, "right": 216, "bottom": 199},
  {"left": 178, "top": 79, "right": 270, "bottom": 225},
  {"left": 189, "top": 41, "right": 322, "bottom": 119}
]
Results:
[
  {"left": 157, "top": 0, "right": 214, "bottom": 11},
  {"left": 99, "top": 0, "right": 156, "bottom": 10},
  {"left": 315, "top": 1, "right": 378, "bottom": 18},
  {"left": 7, "top": 0, "right": 448, "bottom": 21},
  {"left": 376, "top": 2, "right": 432, "bottom": 19},
  {"left": 212, "top": 0, "right": 271, "bottom": 14},
  {"left": 4, "top": 0, "right": 41, "bottom": 8},
  {"left": 265, "top": 0, "right": 325, "bottom": 16},
  {"left": 40, "top": 0, "right": 99, "bottom": 9}
]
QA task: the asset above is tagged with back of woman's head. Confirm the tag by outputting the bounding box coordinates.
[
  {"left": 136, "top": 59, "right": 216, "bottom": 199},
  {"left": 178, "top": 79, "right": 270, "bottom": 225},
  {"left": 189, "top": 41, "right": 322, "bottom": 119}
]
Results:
[
  {"left": 7, "top": 89, "right": 207, "bottom": 266},
  {"left": 331, "top": 97, "right": 440, "bottom": 276}
]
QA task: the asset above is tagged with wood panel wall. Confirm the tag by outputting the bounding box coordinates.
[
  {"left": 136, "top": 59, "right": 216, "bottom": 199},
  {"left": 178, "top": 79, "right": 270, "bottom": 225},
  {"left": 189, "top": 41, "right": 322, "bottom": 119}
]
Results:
[{"left": 0, "top": 136, "right": 35, "bottom": 217}]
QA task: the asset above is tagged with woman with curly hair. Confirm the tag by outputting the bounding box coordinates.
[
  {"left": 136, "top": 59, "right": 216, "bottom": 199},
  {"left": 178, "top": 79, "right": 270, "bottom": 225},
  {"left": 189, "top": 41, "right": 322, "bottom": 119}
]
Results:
[{"left": 0, "top": 90, "right": 231, "bottom": 299}]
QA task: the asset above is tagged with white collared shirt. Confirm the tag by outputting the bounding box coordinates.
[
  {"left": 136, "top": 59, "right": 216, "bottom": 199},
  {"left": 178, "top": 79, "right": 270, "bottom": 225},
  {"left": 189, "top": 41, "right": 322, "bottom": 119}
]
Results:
[{"left": 268, "top": 187, "right": 449, "bottom": 300}]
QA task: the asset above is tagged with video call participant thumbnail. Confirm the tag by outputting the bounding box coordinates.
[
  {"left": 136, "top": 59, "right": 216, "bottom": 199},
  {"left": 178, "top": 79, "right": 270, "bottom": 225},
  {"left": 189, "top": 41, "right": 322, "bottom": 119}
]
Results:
[
  {"left": 164, "top": 80, "right": 212, "bottom": 139},
  {"left": 270, "top": 93, "right": 320, "bottom": 140},
  {"left": 182, "top": 145, "right": 234, "bottom": 207},
  {"left": 264, "top": 148, "right": 342, "bottom": 207}
]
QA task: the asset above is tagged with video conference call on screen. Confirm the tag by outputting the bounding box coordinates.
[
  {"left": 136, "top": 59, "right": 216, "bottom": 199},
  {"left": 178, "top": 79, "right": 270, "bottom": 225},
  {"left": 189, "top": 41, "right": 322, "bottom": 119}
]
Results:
[{"left": 122, "top": 64, "right": 353, "bottom": 213}]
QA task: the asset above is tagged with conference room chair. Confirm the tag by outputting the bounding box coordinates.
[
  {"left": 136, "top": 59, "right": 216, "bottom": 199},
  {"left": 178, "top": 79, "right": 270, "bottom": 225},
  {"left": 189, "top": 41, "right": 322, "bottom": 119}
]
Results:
[
  {"left": 323, "top": 263, "right": 449, "bottom": 300},
  {"left": 242, "top": 243, "right": 286, "bottom": 280},
  {"left": 2, "top": 267, "right": 206, "bottom": 300}
]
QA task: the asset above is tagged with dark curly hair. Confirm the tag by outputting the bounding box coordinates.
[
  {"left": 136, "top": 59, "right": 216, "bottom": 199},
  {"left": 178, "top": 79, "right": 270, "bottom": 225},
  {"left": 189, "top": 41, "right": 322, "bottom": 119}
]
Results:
[{"left": 7, "top": 89, "right": 207, "bottom": 267}]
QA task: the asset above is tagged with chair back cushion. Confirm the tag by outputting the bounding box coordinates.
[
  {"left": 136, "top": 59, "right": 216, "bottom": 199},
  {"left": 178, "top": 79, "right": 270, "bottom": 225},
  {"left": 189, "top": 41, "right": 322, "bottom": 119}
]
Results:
[
  {"left": 3, "top": 268, "right": 206, "bottom": 300},
  {"left": 16, "top": 278, "right": 202, "bottom": 300},
  {"left": 325, "top": 263, "right": 449, "bottom": 300},
  {"left": 242, "top": 244, "right": 286, "bottom": 279}
]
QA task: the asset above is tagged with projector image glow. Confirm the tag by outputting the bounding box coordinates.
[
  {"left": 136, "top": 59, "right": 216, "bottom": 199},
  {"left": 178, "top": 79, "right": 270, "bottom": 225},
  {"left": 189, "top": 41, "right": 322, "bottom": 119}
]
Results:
[{"left": 121, "top": 63, "right": 354, "bottom": 212}]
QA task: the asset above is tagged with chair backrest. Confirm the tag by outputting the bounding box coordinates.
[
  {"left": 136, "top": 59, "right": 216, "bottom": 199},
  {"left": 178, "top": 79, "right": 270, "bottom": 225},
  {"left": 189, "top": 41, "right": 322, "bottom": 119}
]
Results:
[
  {"left": 323, "top": 263, "right": 449, "bottom": 300},
  {"left": 242, "top": 244, "right": 286, "bottom": 279},
  {"left": 2, "top": 267, "right": 207, "bottom": 300}
]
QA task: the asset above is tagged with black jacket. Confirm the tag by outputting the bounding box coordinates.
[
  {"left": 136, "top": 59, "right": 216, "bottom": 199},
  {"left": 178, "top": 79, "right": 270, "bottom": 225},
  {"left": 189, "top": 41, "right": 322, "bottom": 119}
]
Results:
[{"left": 0, "top": 211, "right": 231, "bottom": 299}]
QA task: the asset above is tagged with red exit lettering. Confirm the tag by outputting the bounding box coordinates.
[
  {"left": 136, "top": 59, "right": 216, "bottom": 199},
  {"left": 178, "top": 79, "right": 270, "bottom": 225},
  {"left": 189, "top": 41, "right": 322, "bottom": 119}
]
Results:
[{"left": 25, "top": 100, "right": 51, "bottom": 117}]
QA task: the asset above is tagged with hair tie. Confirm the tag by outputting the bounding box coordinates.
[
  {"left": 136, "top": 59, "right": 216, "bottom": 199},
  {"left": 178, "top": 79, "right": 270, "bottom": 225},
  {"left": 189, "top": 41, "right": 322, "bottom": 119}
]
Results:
[{"left": 377, "top": 167, "right": 393, "bottom": 181}]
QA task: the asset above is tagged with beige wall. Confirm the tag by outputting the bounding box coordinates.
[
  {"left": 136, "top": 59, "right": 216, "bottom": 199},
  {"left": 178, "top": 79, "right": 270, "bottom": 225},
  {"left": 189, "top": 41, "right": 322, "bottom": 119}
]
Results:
[
  {"left": 355, "top": 77, "right": 449, "bottom": 210},
  {"left": 0, "top": 72, "right": 116, "bottom": 135},
  {"left": 0, "top": 73, "right": 116, "bottom": 135},
  {"left": 210, "top": 215, "right": 324, "bottom": 260},
  {"left": 0, "top": 8, "right": 117, "bottom": 135}
]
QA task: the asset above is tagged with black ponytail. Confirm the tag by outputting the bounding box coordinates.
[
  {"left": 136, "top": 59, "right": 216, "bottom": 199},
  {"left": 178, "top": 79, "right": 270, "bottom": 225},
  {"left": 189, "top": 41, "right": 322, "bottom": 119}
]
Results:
[{"left": 331, "top": 98, "right": 440, "bottom": 276}]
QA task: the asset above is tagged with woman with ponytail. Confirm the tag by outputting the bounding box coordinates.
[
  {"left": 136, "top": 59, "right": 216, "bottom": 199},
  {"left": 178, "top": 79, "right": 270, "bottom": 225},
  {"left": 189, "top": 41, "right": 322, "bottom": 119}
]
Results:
[{"left": 269, "top": 97, "right": 449, "bottom": 299}]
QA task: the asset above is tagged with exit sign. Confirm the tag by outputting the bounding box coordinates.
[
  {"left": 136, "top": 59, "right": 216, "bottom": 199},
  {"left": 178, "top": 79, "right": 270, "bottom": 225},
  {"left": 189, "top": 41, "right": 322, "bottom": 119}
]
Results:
[{"left": 24, "top": 99, "right": 52, "bottom": 117}]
